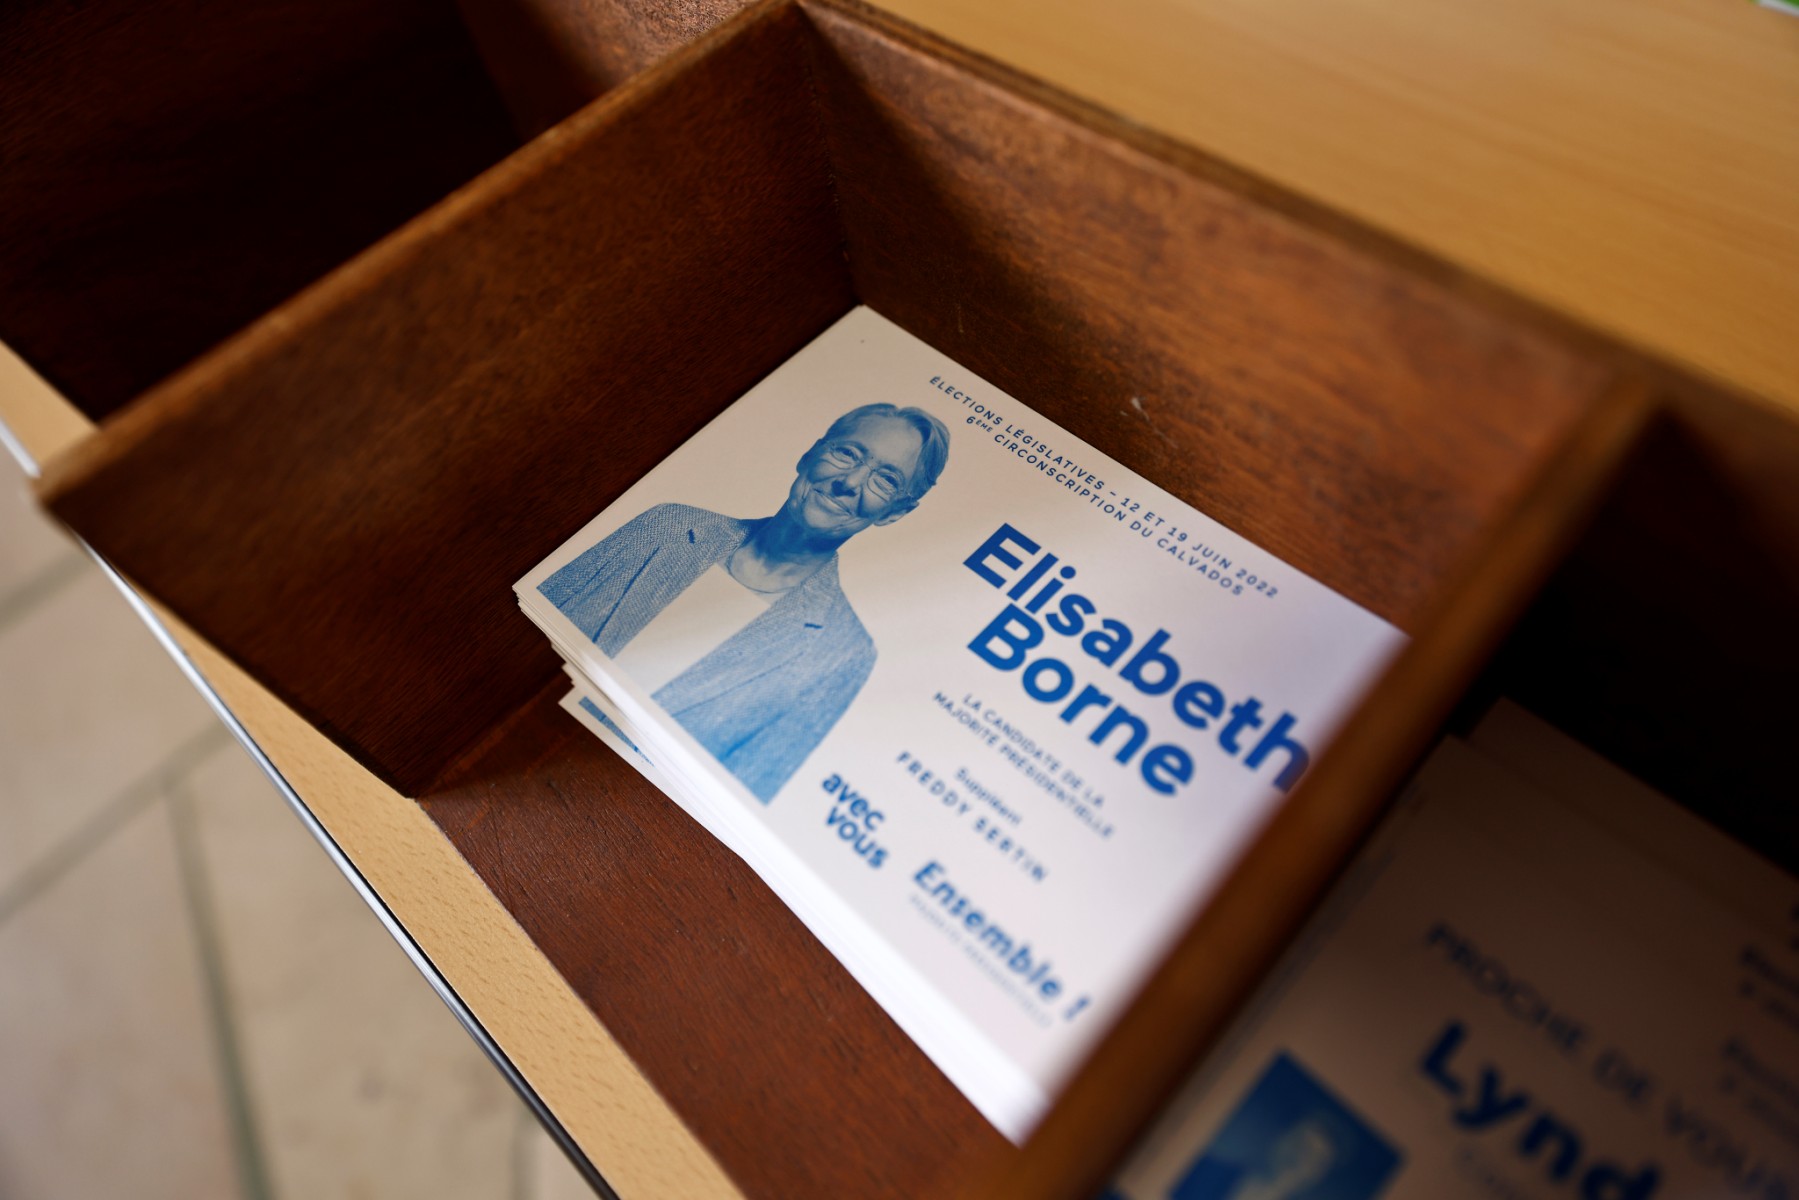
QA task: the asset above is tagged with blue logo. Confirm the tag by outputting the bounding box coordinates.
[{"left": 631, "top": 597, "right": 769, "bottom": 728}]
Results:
[{"left": 1169, "top": 1052, "right": 1401, "bottom": 1200}]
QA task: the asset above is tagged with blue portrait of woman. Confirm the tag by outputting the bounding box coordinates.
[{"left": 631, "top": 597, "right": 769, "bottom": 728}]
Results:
[{"left": 539, "top": 403, "right": 952, "bottom": 801}]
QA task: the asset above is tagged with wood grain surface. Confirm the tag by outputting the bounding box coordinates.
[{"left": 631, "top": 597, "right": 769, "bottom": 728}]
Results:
[
  {"left": 875, "top": 0, "right": 1799, "bottom": 416},
  {"left": 809, "top": 1, "right": 1609, "bottom": 626},
  {"left": 0, "top": 0, "right": 520, "bottom": 422},
  {"left": 424, "top": 689, "right": 1009, "bottom": 1199},
  {"left": 457, "top": 0, "right": 761, "bottom": 134}
]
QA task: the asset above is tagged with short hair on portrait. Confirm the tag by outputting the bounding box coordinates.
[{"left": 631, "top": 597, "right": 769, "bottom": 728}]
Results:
[{"left": 822, "top": 403, "right": 952, "bottom": 503}]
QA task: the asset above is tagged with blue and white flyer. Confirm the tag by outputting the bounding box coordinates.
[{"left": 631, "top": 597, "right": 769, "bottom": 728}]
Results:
[
  {"left": 516, "top": 306, "right": 1405, "bottom": 1139},
  {"left": 1104, "top": 705, "right": 1799, "bottom": 1199}
]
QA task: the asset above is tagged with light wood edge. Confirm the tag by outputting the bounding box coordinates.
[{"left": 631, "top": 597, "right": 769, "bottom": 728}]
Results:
[
  {"left": 0, "top": 343, "right": 88, "bottom": 472},
  {"left": 878, "top": 0, "right": 1799, "bottom": 414},
  {"left": 0, "top": 362, "right": 744, "bottom": 1200},
  {"left": 970, "top": 374, "right": 1660, "bottom": 1200}
]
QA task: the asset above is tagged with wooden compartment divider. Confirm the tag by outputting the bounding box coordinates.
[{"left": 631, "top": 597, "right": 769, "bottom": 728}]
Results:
[
  {"left": 37, "top": 0, "right": 1611, "bottom": 794},
  {"left": 456, "top": 0, "right": 760, "bottom": 135},
  {"left": 21, "top": 1, "right": 1799, "bottom": 1197},
  {"left": 0, "top": 0, "right": 524, "bottom": 422}
]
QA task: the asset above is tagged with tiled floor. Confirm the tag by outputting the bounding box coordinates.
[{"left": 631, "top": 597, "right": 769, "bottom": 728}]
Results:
[{"left": 0, "top": 451, "right": 592, "bottom": 1197}]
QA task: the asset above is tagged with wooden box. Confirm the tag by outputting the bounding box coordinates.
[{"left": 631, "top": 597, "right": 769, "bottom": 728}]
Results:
[{"left": 14, "top": 1, "right": 1799, "bottom": 1196}]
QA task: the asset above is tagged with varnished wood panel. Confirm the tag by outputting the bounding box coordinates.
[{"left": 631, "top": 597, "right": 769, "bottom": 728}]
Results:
[
  {"left": 874, "top": 0, "right": 1799, "bottom": 415},
  {"left": 0, "top": 0, "right": 520, "bottom": 421},
  {"left": 807, "top": 1, "right": 1613, "bottom": 626},
  {"left": 458, "top": 0, "right": 760, "bottom": 135},
  {"left": 424, "top": 692, "right": 1009, "bottom": 1199},
  {"left": 41, "top": 4, "right": 853, "bottom": 795}
]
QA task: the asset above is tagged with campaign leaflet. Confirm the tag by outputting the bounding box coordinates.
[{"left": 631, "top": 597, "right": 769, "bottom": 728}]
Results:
[
  {"left": 516, "top": 306, "right": 1405, "bottom": 1139},
  {"left": 1105, "top": 705, "right": 1799, "bottom": 1200}
]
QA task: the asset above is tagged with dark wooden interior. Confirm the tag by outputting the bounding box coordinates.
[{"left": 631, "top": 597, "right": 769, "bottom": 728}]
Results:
[
  {"left": 1470, "top": 400, "right": 1799, "bottom": 871},
  {"left": 457, "top": 0, "right": 761, "bottom": 135},
  {"left": 0, "top": 0, "right": 771, "bottom": 426},
  {"left": 20, "top": 2, "right": 1799, "bottom": 1199},
  {"left": 0, "top": 0, "right": 522, "bottom": 421}
]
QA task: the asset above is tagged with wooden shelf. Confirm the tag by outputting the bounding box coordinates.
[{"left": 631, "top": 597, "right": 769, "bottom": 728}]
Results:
[{"left": 4, "top": 2, "right": 1797, "bottom": 1198}]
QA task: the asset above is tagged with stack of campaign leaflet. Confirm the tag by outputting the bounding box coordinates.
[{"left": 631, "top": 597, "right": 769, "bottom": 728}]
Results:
[
  {"left": 1104, "top": 701, "right": 1799, "bottom": 1200},
  {"left": 514, "top": 307, "right": 1405, "bottom": 1139}
]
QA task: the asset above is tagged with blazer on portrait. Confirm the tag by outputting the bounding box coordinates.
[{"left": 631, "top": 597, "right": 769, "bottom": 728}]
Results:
[{"left": 539, "top": 503, "right": 876, "bottom": 801}]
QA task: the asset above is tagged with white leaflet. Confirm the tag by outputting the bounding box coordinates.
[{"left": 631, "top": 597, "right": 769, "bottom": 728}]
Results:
[{"left": 517, "top": 306, "right": 1404, "bottom": 1138}]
